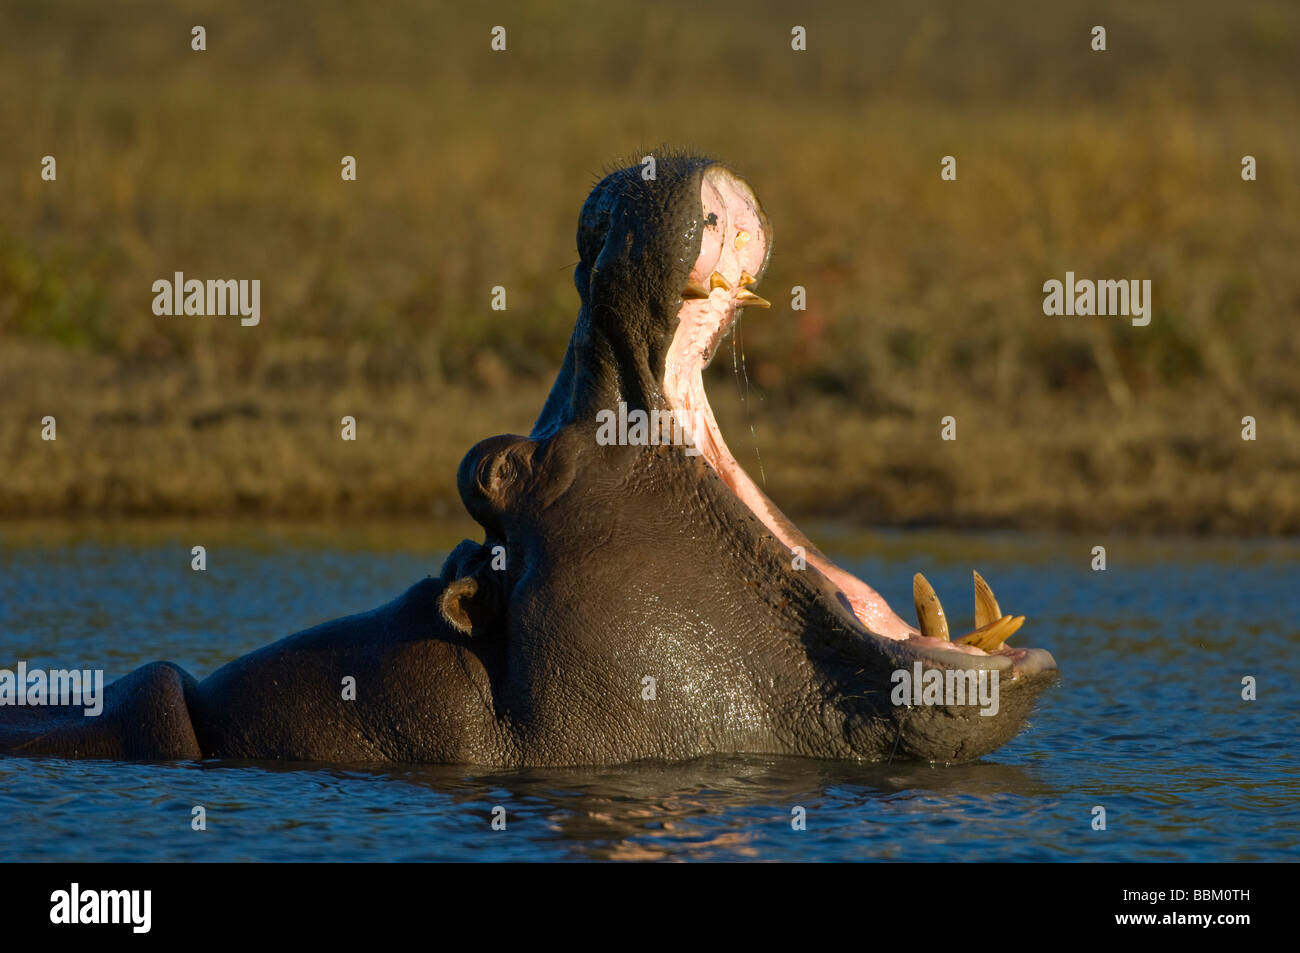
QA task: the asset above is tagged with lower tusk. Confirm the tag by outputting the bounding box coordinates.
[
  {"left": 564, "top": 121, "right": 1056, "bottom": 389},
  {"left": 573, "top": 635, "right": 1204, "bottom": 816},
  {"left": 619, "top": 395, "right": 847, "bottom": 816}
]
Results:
[
  {"left": 973, "top": 570, "right": 1002, "bottom": 629},
  {"left": 955, "top": 615, "right": 1025, "bottom": 652},
  {"left": 736, "top": 289, "right": 771, "bottom": 308},
  {"left": 913, "top": 573, "right": 950, "bottom": 641}
]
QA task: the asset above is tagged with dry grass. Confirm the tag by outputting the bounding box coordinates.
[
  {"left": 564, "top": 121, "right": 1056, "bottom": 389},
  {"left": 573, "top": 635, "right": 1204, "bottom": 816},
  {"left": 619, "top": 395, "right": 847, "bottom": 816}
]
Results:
[{"left": 1, "top": 0, "right": 1297, "bottom": 532}]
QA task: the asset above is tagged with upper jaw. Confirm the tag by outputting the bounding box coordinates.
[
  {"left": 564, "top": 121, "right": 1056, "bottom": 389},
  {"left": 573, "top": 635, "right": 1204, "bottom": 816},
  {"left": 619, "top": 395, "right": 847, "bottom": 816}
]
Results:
[
  {"left": 675, "top": 268, "right": 770, "bottom": 369},
  {"left": 658, "top": 168, "right": 1057, "bottom": 679},
  {"left": 679, "top": 268, "right": 770, "bottom": 364},
  {"left": 674, "top": 164, "right": 773, "bottom": 359}
]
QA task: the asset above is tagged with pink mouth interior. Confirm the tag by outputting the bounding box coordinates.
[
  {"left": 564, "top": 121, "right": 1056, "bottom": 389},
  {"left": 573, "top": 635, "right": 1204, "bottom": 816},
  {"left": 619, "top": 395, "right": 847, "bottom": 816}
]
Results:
[{"left": 662, "top": 167, "right": 990, "bottom": 656}]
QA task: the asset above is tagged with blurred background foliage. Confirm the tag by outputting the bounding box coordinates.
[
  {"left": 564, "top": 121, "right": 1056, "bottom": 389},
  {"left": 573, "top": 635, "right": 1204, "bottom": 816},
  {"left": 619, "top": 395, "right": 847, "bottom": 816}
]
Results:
[{"left": 1, "top": 0, "right": 1297, "bottom": 531}]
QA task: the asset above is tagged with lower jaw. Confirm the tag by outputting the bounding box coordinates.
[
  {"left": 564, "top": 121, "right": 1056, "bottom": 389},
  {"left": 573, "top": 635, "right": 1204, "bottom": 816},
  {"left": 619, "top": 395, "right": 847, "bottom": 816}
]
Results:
[
  {"left": 662, "top": 336, "right": 1000, "bottom": 658},
  {"left": 662, "top": 304, "right": 1045, "bottom": 666}
]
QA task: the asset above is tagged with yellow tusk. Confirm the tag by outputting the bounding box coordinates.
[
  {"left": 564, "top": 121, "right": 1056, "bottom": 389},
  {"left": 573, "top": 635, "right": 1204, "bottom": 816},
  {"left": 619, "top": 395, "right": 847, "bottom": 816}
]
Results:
[
  {"left": 912, "top": 573, "right": 950, "bottom": 641},
  {"left": 955, "top": 615, "right": 1025, "bottom": 652},
  {"left": 973, "top": 571, "right": 1002, "bottom": 630}
]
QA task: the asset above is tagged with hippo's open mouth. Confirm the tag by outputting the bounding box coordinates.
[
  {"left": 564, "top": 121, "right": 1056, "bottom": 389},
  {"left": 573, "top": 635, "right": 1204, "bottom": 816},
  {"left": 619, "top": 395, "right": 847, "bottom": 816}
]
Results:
[{"left": 663, "top": 166, "right": 1053, "bottom": 676}]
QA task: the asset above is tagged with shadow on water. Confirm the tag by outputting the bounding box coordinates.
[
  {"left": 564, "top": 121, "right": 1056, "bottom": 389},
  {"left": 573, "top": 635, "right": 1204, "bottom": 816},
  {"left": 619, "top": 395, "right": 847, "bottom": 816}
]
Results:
[{"left": 193, "top": 754, "right": 1058, "bottom": 862}]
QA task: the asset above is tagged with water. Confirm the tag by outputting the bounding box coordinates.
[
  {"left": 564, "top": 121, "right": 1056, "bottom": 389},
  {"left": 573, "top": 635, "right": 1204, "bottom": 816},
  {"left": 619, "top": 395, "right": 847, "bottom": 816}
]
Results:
[{"left": 1, "top": 521, "right": 1296, "bottom": 862}]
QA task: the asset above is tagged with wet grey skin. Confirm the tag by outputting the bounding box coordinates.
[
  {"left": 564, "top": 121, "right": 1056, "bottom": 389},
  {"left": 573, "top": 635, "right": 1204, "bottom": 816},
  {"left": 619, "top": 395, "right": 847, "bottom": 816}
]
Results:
[{"left": 0, "top": 154, "right": 1057, "bottom": 765}]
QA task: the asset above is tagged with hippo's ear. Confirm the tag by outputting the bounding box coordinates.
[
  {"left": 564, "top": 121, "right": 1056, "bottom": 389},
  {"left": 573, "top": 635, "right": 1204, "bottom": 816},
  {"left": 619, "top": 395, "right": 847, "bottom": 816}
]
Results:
[
  {"left": 439, "top": 572, "right": 506, "bottom": 638},
  {"left": 439, "top": 576, "right": 480, "bottom": 636},
  {"left": 437, "top": 539, "right": 506, "bottom": 637}
]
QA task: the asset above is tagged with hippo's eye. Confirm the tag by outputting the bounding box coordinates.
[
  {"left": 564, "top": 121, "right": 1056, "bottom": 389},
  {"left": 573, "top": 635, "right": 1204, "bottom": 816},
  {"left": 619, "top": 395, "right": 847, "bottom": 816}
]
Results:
[{"left": 482, "top": 454, "right": 517, "bottom": 497}]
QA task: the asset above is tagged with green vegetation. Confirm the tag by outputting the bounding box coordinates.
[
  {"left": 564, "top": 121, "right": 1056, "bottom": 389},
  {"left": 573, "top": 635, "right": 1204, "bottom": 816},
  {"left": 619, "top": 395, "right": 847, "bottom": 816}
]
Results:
[{"left": 2, "top": 0, "right": 1297, "bottom": 532}]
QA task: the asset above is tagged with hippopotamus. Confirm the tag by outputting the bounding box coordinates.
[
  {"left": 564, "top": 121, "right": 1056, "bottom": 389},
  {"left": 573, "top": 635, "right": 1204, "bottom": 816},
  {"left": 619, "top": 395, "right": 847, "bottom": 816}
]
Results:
[{"left": 0, "top": 154, "right": 1057, "bottom": 765}]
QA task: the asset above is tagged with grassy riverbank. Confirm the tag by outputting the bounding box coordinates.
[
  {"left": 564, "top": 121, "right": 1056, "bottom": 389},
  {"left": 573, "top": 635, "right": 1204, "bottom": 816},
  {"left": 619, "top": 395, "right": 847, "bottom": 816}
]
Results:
[{"left": 2, "top": 0, "right": 1298, "bottom": 532}]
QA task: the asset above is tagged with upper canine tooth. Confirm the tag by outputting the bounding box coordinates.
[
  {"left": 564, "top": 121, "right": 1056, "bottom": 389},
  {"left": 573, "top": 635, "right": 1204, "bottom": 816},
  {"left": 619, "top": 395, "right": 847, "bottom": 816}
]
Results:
[
  {"left": 739, "top": 271, "right": 758, "bottom": 287},
  {"left": 682, "top": 280, "right": 711, "bottom": 300},
  {"left": 709, "top": 271, "right": 732, "bottom": 291},
  {"left": 973, "top": 571, "right": 1002, "bottom": 629},
  {"left": 736, "top": 289, "right": 771, "bottom": 308},
  {"left": 912, "top": 573, "right": 950, "bottom": 641},
  {"left": 735, "top": 229, "right": 751, "bottom": 251}
]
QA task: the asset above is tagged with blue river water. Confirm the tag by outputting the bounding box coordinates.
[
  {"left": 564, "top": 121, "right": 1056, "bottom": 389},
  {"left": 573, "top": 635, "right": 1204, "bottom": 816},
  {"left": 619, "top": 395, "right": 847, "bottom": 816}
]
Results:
[{"left": 0, "top": 521, "right": 1296, "bottom": 862}]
